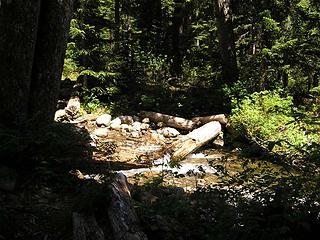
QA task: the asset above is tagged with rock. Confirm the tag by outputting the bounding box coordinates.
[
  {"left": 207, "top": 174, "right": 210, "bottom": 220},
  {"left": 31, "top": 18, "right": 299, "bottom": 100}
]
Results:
[
  {"left": 133, "top": 115, "right": 141, "bottom": 122},
  {"left": 93, "top": 128, "right": 109, "bottom": 137},
  {"left": 142, "top": 118, "right": 150, "bottom": 123},
  {"left": 65, "top": 96, "right": 81, "bottom": 118},
  {"left": 132, "top": 121, "right": 142, "bottom": 132},
  {"left": 120, "top": 124, "right": 132, "bottom": 132},
  {"left": 119, "top": 115, "right": 134, "bottom": 125},
  {"left": 157, "top": 122, "right": 165, "bottom": 128},
  {"left": 110, "top": 117, "right": 122, "bottom": 130},
  {"left": 0, "top": 166, "right": 17, "bottom": 191},
  {"left": 96, "top": 114, "right": 112, "bottom": 127},
  {"left": 54, "top": 109, "right": 68, "bottom": 122},
  {"left": 140, "top": 123, "right": 150, "bottom": 131},
  {"left": 131, "top": 131, "right": 140, "bottom": 138},
  {"left": 212, "top": 131, "right": 224, "bottom": 147},
  {"left": 157, "top": 127, "right": 180, "bottom": 138}
]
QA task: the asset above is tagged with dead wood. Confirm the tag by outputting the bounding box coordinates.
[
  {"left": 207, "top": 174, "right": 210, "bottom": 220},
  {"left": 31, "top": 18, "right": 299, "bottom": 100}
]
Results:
[
  {"left": 72, "top": 212, "right": 105, "bottom": 240},
  {"left": 192, "top": 114, "right": 228, "bottom": 126},
  {"left": 169, "top": 121, "right": 222, "bottom": 161},
  {"left": 108, "top": 173, "right": 148, "bottom": 240},
  {"left": 139, "top": 111, "right": 196, "bottom": 131}
]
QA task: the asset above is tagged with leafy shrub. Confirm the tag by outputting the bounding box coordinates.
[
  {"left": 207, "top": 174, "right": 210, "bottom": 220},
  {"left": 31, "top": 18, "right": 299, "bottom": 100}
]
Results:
[{"left": 230, "top": 90, "right": 318, "bottom": 154}]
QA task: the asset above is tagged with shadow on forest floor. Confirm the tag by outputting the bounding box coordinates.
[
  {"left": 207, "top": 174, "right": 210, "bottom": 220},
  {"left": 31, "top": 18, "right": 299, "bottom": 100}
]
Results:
[{"left": 0, "top": 122, "right": 319, "bottom": 240}]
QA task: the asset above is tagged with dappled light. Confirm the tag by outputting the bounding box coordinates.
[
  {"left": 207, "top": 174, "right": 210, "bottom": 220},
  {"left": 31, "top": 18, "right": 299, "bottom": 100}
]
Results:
[{"left": 1, "top": 0, "right": 320, "bottom": 239}]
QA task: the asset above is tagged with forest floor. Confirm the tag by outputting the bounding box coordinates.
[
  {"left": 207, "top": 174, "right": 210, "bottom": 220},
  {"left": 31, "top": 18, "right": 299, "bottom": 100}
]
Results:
[{"left": 0, "top": 110, "right": 285, "bottom": 240}]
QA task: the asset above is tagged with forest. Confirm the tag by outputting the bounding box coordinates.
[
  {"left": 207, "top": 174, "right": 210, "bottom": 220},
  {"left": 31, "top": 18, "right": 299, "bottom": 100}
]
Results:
[{"left": 0, "top": 0, "right": 320, "bottom": 239}]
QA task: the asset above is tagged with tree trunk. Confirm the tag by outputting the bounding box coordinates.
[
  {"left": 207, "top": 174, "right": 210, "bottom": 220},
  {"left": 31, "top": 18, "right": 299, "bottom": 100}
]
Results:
[
  {"left": 214, "top": 0, "right": 238, "bottom": 85},
  {"left": 171, "top": 0, "right": 185, "bottom": 77},
  {"left": 0, "top": 0, "right": 73, "bottom": 126},
  {"left": 28, "top": 0, "right": 74, "bottom": 123},
  {"left": 114, "top": 0, "right": 120, "bottom": 45},
  {"left": 139, "top": 111, "right": 196, "bottom": 131},
  {"left": 0, "top": 0, "right": 41, "bottom": 126},
  {"left": 169, "top": 121, "right": 222, "bottom": 161}
]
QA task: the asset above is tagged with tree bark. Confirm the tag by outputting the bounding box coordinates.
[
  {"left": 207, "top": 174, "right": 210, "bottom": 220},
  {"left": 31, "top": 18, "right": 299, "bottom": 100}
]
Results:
[
  {"left": 0, "top": 0, "right": 73, "bottom": 126},
  {"left": 171, "top": 0, "right": 185, "bottom": 77},
  {"left": 139, "top": 111, "right": 196, "bottom": 131},
  {"left": 169, "top": 121, "right": 222, "bottom": 161},
  {"left": 214, "top": 0, "right": 238, "bottom": 85},
  {"left": 0, "top": 0, "right": 41, "bottom": 126},
  {"left": 28, "top": 0, "right": 74, "bottom": 123}
]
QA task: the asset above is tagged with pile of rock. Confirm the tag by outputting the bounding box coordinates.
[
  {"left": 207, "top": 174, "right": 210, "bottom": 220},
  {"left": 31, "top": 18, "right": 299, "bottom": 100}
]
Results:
[
  {"left": 54, "top": 96, "right": 81, "bottom": 122},
  {"left": 93, "top": 113, "right": 181, "bottom": 140}
]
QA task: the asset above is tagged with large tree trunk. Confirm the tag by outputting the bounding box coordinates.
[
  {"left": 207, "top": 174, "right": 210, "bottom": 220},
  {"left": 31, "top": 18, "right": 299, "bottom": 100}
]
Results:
[
  {"left": 0, "top": 0, "right": 73, "bottom": 126},
  {"left": 171, "top": 0, "right": 185, "bottom": 77},
  {"left": 0, "top": 0, "right": 41, "bottom": 126},
  {"left": 214, "top": 0, "right": 238, "bottom": 85},
  {"left": 29, "top": 0, "right": 74, "bottom": 123}
]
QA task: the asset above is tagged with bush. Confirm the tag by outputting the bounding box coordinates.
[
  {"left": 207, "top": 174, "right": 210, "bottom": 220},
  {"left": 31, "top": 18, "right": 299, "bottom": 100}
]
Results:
[{"left": 230, "top": 90, "right": 318, "bottom": 154}]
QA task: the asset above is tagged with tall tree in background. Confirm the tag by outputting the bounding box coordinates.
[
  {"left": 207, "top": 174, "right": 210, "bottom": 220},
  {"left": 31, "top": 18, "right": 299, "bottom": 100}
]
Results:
[
  {"left": 0, "top": 0, "right": 73, "bottom": 126},
  {"left": 214, "top": 0, "right": 238, "bottom": 85}
]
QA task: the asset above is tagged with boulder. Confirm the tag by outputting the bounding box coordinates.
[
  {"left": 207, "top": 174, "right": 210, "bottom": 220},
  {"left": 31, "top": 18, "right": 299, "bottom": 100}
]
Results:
[
  {"left": 119, "top": 115, "right": 134, "bottom": 125},
  {"left": 54, "top": 109, "right": 68, "bottom": 122},
  {"left": 96, "top": 114, "right": 112, "bottom": 127},
  {"left": 132, "top": 121, "right": 142, "bottom": 132},
  {"left": 121, "top": 124, "right": 132, "bottom": 132},
  {"left": 142, "top": 118, "right": 150, "bottom": 123},
  {"left": 131, "top": 131, "right": 140, "bottom": 138},
  {"left": 110, "top": 118, "right": 122, "bottom": 130},
  {"left": 93, "top": 128, "right": 109, "bottom": 137},
  {"left": 65, "top": 96, "right": 81, "bottom": 118},
  {"left": 140, "top": 123, "right": 150, "bottom": 131},
  {"left": 157, "top": 127, "right": 180, "bottom": 138}
]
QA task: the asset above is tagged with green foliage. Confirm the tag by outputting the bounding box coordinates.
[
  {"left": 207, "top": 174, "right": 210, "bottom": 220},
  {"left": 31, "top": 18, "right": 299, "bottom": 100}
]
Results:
[{"left": 230, "top": 90, "right": 319, "bottom": 153}]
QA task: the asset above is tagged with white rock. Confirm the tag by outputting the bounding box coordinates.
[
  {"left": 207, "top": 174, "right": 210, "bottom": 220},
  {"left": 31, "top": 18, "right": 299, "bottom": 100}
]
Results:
[
  {"left": 131, "top": 131, "right": 140, "bottom": 138},
  {"left": 93, "top": 128, "right": 109, "bottom": 137},
  {"left": 132, "top": 121, "right": 142, "bottom": 131},
  {"left": 110, "top": 117, "right": 122, "bottom": 130},
  {"left": 119, "top": 115, "right": 134, "bottom": 125},
  {"left": 120, "top": 124, "right": 132, "bottom": 132},
  {"left": 157, "top": 122, "right": 165, "bottom": 128},
  {"left": 54, "top": 109, "right": 68, "bottom": 122},
  {"left": 140, "top": 123, "right": 150, "bottom": 130},
  {"left": 158, "top": 127, "right": 180, "bottom": 138},
  {"left": 96, "top": 114, "right": 112, "bottom": 127},
  {"left": 65, "top": 96, "right": 80, "bottom": 118},
  {"left": 142, "top": 118, "right": 150, "bottom": 123}
]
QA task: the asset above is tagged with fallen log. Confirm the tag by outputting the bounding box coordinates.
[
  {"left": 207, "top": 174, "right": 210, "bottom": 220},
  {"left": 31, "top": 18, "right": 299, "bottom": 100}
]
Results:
[
  {"left": 192, "top": 114, "right": 228, "bottom": 126},
  {"left": 108, "top": 173, "right": 148, "bottom": 240},
  {"left": 169, "top": 121, "right": 222, "bottom": 161},
  {"left": 139, "top": 111, "right": 196, "bottom": 131},
  {"left": 73, "top": 212, "right": 105, "bottom": 240}
]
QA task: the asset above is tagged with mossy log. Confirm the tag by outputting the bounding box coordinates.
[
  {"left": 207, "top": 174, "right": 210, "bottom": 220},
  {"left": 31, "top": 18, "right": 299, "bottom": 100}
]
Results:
[{"left": 170, "top": 121, "right": 222, "bottom": 161}]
